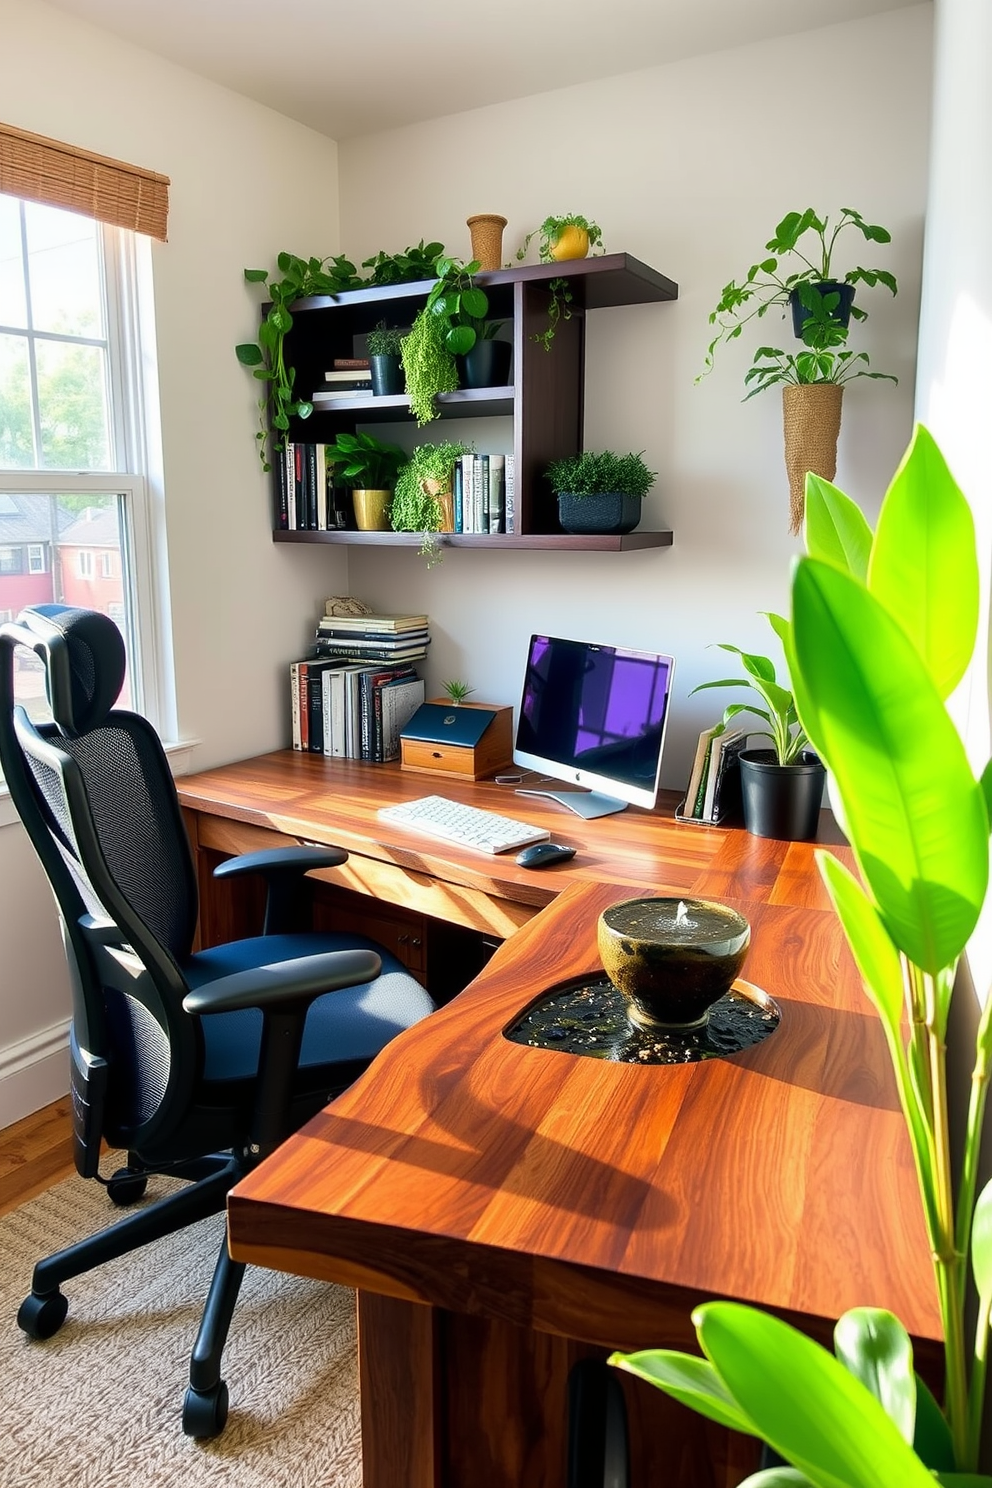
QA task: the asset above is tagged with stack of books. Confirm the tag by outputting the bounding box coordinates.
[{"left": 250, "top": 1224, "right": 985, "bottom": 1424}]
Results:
[
  {"left": 311, "top": 360, "right": 374, "bottom": 406},
  {"left": 290, "top": 611, "right": 430, "bottom": 763},
  {"left": 678, "top": 725, "right": 748, "bottom": 825}
]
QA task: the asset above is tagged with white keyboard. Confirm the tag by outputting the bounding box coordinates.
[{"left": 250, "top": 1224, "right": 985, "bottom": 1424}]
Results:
[{"left": 378, "top": 795, "right": 551, "bottom": 855}]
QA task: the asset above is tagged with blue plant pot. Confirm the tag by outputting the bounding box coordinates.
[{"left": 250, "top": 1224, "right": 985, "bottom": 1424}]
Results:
[{"left": 557, "top": 491, "right": 642, "bottom": 535}]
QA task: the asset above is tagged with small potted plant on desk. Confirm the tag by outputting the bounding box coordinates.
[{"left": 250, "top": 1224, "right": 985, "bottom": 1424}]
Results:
[
  {"left": 366, "top": 320, "right": 406, "bottom": 396},
  {"left": 325, "top": 431, "right": 407, "bottom": 531},
  {"left": 545, "top": 450, "right": 656, "bottom": 535},
  {"left": 689, "top": 619, "right": 825, "bottom": 841}
]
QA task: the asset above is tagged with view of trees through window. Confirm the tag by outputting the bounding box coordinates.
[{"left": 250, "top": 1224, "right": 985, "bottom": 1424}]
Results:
[{"left": 1, "top": 195, "right": 140, "bottom": 732}]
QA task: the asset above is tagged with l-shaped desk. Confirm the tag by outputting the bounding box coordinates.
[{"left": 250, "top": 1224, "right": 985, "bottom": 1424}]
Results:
[{"left": 177, "top": 752, "right": 940, "bottom": 1488}]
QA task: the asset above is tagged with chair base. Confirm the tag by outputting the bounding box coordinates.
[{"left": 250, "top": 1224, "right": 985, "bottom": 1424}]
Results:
[{"left": 18, "top": 1152, "right": 246, "bottom": 1438}]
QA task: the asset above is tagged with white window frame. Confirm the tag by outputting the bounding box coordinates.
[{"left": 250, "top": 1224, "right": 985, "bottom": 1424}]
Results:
[
  {"left": 27, "top": 543, "right": 45, "bottom": 574},
  {"left": 77, "top": 549, "right": 94, "bottom": 578},
  {"left": 0, "top": 213, "right": 175, "bottom": 745}
]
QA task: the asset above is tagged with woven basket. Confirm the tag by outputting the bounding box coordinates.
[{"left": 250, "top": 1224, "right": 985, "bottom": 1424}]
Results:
[
  {"left": 466, "top": 214, "right": 507, "bottom": 272},
  {"left": 782, "top": 383, "right": 843, "bottom": 534}
]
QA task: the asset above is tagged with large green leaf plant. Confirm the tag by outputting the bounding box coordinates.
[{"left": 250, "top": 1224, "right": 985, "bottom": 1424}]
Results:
[{"left": 611, "top": 425, "right": 992, "bottom": 1484}]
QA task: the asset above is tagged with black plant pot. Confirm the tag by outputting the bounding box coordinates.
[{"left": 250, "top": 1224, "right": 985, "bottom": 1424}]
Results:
[
  {"left": 739, "top": 749, "right": 826, "bottom": 841},
  {"left": 557, "top": 491, "right": 642, "bottom": 535},
  {"left": 370, "top": 354, "right": 404, "bottom": 396},
  {"left": 789, "top": 281, "right": 855, "bottom": 339},
  {"left": 458, "top": 339, "right": 512, "bottom": 389}
]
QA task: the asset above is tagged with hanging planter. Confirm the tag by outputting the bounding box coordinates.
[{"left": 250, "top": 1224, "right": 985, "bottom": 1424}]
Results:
[{"left": 782, "top": 383, "right": 843, "bottom": 535}]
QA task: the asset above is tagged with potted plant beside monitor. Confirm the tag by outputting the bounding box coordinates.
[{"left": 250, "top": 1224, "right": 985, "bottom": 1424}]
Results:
[
  {"left": 325, "top": 430, "right": 407, "bottom": 531},
  {"left": 545, "top": 450, "right": 656, "bottom": 535},
  {"left": 690, "top": 620, "right": 825, "bottom": 840}
]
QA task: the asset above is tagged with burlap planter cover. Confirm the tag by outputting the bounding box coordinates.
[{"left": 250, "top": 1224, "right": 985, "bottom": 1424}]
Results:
[
  {"left": 782, "top": 383, "right": 843, "bottom": 534},
  {"left": 466, "top": 214, "right": 507, "bottom": 272}
]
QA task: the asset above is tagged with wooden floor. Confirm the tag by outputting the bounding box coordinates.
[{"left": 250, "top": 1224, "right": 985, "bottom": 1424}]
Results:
[{"left": 0, "top": 1097, "right": 75, "bottom": 1217}]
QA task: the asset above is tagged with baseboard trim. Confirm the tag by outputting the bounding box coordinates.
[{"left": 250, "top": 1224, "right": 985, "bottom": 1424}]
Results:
[{"left": 0, "top": 1019, "right": 70, "bottom": 1130}]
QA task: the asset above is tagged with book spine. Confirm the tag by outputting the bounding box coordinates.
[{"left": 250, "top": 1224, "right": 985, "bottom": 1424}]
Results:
[
  {"left": 475, "top": 455, "right": 488, "bottom": 532},
  {"left": 359, "top": 671, "right": 375, "bottom": 762},
  {"left": 290, "top": 661, "right": 302, "bottom": 750},
  {"left": 308, "top": 662, "right": 328, "bottom": 753},
  {"left": 504, "top": 455, "right": 515, "bottom": 534},
  {"left": 304, "top": 443, "right": 317, "bottom": 530},
  {"left": 273, "top": 446, "right": 289, "bottom": 530},
  {"left": 322, "top": 669, "right": 334, "bottom": 756},
  {"left": 453, "top": 462, "right": 463, "bottom": 533},
  {"left": 294, "top": 444, "right": 305, "bottom": 531},
  {"left": 489, "top": 454, "right": 505, "bottom": 534},
  {"left": 461, "top": 455, "right": 475, "bottom": 533},
  {"left": 285, "top": 439, "right": 297, "bottom": 530},
  {"left": 332, "top": 357, "right": 370, "bottom": 370},
  {"left": 315, "top": 444, "right": 328, "bottom": 530},
  {"left": 330, "top": 671, "right": 346, "bottom": 757},
  {"left": 298, "top": 661, "right": 311, "bottom": 752}
]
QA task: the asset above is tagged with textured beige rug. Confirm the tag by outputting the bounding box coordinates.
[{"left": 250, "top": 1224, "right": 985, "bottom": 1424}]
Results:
[{"left": 0, "top": 1167, "right": 361, "bottom": 1487}]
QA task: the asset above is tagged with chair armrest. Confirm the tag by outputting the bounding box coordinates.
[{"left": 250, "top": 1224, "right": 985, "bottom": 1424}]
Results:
[
  {"left": 182, "top": 947, "right": 381, "bottom": 1017},
  {"left": 212, "top": 845, "right": 348, "bottom": 881},
  {"left": 213, "top": 844, "right": 349, "bottom": 935}
]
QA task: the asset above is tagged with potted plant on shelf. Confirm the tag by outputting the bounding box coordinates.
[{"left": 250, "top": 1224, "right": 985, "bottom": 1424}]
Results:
[
  {"left": 611, "top": 427, "right": 992, "bottom": 1486},
  {"left": 401, "top": 256, "right": 499, "bottom": 426},
  {"left": 516, "top": 213, "right": 605, "bottom": 263},
  {"left": 689, "top": 620, "right": 825, "bottom": 840},
  {"left": 366, "top": 320, "right": 406, "bottom": 396},
  {"left": 699, "top": 207, "right": 899, "bottom": 533},
  {"left": 544, "top": 450, "right": 656, "bottom": 535},
  {"left": 324, "top": 430, "right": 407, "bottom": 531},
  {"left": 390, "top": 440, "right": 471, "bottom": 560}
]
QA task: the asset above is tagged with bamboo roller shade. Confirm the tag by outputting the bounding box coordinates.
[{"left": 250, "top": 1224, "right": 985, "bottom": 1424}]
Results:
[{"left": 0, "top": 122, "right": 170, "bottom": 241}]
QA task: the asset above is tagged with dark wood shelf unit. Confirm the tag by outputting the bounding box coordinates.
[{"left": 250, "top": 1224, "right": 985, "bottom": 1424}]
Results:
[
  {"left": 278, "top": 253, "right": 678, "bottom": 546},
  {"left": 273, "top": 528, "right": 674, "bottom": 551}
]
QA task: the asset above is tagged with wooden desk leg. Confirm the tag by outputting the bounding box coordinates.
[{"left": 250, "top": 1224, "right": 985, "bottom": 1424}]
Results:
[{"left": 359, "top": 1293, "right": 442, "bottom": 1488}]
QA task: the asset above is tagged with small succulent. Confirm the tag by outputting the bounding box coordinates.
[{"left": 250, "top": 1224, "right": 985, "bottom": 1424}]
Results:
[{"left": 441, "top": 680, "right": 475, "bottom": 705}]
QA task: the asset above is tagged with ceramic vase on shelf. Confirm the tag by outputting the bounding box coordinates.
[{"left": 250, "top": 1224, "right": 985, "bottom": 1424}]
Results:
[
  {"left": 352, "top": 489, "right": 392, "bottom": 531},
  {"left": 466, "top": 214, "right": 507, "bottom": 272}
]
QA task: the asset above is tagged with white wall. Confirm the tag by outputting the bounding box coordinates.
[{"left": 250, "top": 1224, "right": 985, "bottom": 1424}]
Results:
[
  {"left": 0, "top": 0, "right": 346, "bottom": 1124},
  {"left": 339, "top": 5, "right": 933, "bottom": 783}
]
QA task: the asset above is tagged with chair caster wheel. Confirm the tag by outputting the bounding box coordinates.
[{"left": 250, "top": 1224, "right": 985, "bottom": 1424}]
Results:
[
  {"left": 107, "top": 1169, "right": 149, "bottom": 1205},
  {"left": 183, "top": 1381, "right": 229, "bottom": 1438},
  {"left": 17, "top": 1289, "right": 69, "bottom": 1339}
]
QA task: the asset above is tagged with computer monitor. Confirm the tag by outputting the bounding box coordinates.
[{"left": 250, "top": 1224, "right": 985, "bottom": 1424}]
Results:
[{"left": 513, "top": 634, "right": 675, "bottom": 818}]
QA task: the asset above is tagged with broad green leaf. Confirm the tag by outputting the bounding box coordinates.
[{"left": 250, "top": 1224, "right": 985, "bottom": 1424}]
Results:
[
  {"left": 980, "top": 760, "right": 992, "bottom": 832},
  {"left": 739, "top": 1472, "right": 815, "bottom": 1488},
  {"left": 816, "top": 855, "right": 904, "bottom": 1033},
  {"left": 446, "top": 325, "right": 475, "bottom": 356},
  {"left": 461, "top": 287, "right": 488, "bottom": 318},
  {"left": 869, "top": 424, "right": 978, "bottom": 700},
  {"left": 833, "top": 1309, "right": 916, "bottom": 1444},
  {"left": 971, "top": 1177, "right": 992, "bottom": 1301},
  {"left": 791, "top": 558, "right": 988, "bottom": 972},
  {"left": 235, "top": 343, "right": 263, "bottom": 366},
  {"left": 804, "top": 474, "right": 873, "bottom": 580},
  {"left": 694, "top": 1303, "right": 937, "bottom": 1488},
  {"left": 608, "top": 1349, "right": 756, "bottom": 1436},
  {"left": 913, "top": 1375, "right": 956, "bottom": 1471}
]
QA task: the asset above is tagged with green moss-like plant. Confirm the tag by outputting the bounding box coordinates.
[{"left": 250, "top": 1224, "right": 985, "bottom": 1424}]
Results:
[
  {"left": 545, "top": 449, "right": 656, "bottom": 499},
  {"left": 391, "top": 441, "right": 470, "bottom": 532},
  {"left": 401, "top": 313, "right": 459, "bottom": 426},
  {"left": 367, "top": 320, "right": 406, "bottom": 357}
]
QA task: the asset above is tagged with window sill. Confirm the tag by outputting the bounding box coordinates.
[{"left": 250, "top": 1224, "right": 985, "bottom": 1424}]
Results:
[{"left": 0, "top": 737, "right": 201, "bottom": 830}]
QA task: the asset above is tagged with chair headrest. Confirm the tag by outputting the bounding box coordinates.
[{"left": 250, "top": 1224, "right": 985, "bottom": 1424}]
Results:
[{"left": 19, "top": 606, "right": 126, "bottom": 736}]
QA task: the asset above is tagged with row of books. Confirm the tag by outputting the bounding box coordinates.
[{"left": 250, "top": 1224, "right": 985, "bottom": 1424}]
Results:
[
  {"left": 272, "top": 442, "right": 351, "bottom": 532},
  {"left": 290, "top": 656, "right": 425, "bottom": 763},
  {"left": 453, "top": 453, "right": 516, "bottom": 535},
  {"left": 679, "top": 725, "right": 748, "bottom": 824},
  {"left": 312, "top": 365, "right": 374, "bottom": 404}
]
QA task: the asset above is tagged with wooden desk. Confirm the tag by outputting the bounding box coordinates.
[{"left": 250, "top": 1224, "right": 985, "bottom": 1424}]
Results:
[{"left": 178, "top": 753, "right": 941, "bottom": 1488}]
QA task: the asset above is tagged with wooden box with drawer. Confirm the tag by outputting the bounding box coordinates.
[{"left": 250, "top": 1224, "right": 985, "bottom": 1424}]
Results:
[{"left": 399, "top": 701, "right": 513, "bottom": 781}]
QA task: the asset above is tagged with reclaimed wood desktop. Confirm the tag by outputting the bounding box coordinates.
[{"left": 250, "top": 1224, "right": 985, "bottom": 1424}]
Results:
[{"left": 177, "top": 753, "right": 941, "bottom": 1488}]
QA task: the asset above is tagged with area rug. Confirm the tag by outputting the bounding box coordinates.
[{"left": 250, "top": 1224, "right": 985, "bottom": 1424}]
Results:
[{"left": 0, "top": 1166, "right": 362, "bottom": 1487}]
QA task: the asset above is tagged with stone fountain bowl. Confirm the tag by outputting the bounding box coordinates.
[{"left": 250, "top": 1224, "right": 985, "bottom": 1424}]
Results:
[{"left": 597, "top": 896, "right": 751, "bottom": 1031}]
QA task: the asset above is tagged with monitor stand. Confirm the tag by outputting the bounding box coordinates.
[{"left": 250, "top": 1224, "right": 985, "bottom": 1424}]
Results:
[{"left": 515, "top": 788, "right": 629, "bottom": 820}]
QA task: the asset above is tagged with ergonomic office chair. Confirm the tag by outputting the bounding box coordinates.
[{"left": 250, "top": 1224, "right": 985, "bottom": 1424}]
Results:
[{"left": 0, "top": 605, "right": 435, "bottom": 1438}]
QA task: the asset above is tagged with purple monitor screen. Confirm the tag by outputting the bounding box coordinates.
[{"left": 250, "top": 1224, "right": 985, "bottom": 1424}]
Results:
[{"left": 515, "top": 635, "right": 673, "bottom": 799}]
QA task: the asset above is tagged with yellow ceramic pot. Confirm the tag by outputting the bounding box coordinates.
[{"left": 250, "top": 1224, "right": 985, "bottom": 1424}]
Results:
[
  {"left": 549, "top": 225, "right": 590, "bottom": 262},
  {"left": 352, "top": 489, "right": 392, "bottom": 531}
]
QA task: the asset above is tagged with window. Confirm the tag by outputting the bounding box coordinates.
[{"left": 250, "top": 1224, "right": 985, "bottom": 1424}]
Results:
[{"left": 0, "top": 191, "right": 169, "bottom": 736}]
